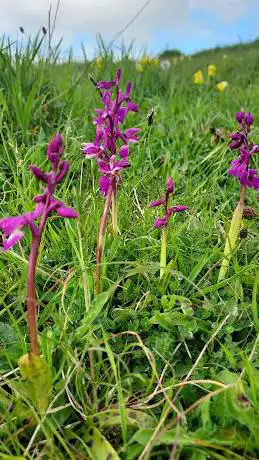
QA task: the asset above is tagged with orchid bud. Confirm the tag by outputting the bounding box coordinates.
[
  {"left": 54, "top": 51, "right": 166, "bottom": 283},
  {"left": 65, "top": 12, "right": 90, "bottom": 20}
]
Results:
[
  {"left": 235, "top": 111, "right": 245, "bottom": 123},
  {"left": 166, "top": 177, "right": 175, "bottom": 194},
  {"left": 116, "top": 68, "right": 121, "bottom": 83},
  {"left": 30, "top": 165, "right": 48, "bottom": 183},
  {"left": 245, "top": 112, "right": 254, "bottom": 126},
  {"left": 47, "top": 133, "right": 64, "bottom": 164}
]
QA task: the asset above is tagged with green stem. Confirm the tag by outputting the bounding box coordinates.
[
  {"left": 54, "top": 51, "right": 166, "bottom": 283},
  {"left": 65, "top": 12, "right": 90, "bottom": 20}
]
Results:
[
  {"left": 252, "top": 271, "right": 259, "bottom": 330},
  {"left": 218, "top": 185, "right": 246, "bottom": 282},
  {"left": 111, "top": 183, "right": 118, "bottom": 236},
  {"left": 160, "top": 226, "right": 167, "bottom": 279},
  {"left": 95, "top": 179, "right": 114, "bottom": 296}
]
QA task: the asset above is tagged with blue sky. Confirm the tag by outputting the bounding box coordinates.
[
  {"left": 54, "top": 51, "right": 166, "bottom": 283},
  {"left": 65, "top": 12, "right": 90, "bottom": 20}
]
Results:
[
  {"left": 144, "top": 1, "right": 259, "bottom": 55},
  {"left": 1, "top": 0, "right": 259, "bottom": 58}
]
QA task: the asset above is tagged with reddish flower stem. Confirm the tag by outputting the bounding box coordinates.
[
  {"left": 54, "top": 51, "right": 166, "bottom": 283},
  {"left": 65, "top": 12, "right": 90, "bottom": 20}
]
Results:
[
  {"left": 27, "top": 236, "right": 41, "bottom": 355},
  {"left": 239, "top": 183, "right": 246, "bottom": 206},
  {"left": 95, "top": 178, "right": 114, "bottom": 295},
  {"left": 27, "top": 196, "right": 50, "bottom": 356}
]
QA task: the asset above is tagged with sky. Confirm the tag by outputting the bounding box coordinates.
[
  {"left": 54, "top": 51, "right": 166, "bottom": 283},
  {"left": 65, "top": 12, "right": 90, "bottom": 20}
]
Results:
[{"left": 0, "top": 0, "right": 259, "bottom": 58}]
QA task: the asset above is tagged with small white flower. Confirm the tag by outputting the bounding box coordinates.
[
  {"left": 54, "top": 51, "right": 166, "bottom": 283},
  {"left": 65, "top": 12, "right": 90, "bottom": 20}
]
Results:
[{"left": 160, "top": 59, "right": 171, "bottom": 70}]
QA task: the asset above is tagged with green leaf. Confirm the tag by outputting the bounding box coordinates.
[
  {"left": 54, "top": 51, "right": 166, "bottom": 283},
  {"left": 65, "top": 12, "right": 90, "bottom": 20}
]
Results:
[
  {"left": 190, "top": 452, "right": 207, "bottom": 460},
  {"left": 77, "top": 282, "right": 119, "bottom": 335},
  {"left": 0, "top": 322, "right": 17, "bottom": 345},
  {"left": 0, "top": 456, "right": 24, "bottom": 460},
  {"left": 18, "top": 353, "right": 51, "bottom": 412},
  {"left": 149, "top": 312, "right": 196, "bottom": 330},
  {"left": 87, "top": 408, "right": 155, "bottom": 429},
  {"left": 84, "top": 427, "right": 120, "bottom": 460},
  {"left": 161, "top": 294, "right": 192, "bottom": 311},
  {"left": 242, "top": 356, "right": 257, "bottom": 405},
  {"left": 78, "top": 266, "right": 157, "bottom": 335},
  {"left": 218, "top": 199, "right": 244, "bottom": 282},
  {"left": 132, "top": 428, "right": 190, "bottom": 446}
]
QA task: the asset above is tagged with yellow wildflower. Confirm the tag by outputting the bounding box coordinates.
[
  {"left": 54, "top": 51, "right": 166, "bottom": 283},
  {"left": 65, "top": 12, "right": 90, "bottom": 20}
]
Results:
[
  {"left": 96, "top": 57, "right": 103, "bottom": 68},
  {"left": 208, "top": 64, "right": 216, "bottom": 77},
  {"left": 180, "top": 55, "right": 184, "bottom": 62},
  {"left": 136, "top": 62, "right": 144, "bottom": 72},
  {"left": 139, "top": 55, "right": 151, "bottom": 65},
  {"left": 216, "top": 81, "right": 228, "bottom": 92},
  {"left": 193, "top": 70, "right": 204, "bottom": 84},
  {"left": 152, "top": 57, "right": 160, "bottom": 66}
]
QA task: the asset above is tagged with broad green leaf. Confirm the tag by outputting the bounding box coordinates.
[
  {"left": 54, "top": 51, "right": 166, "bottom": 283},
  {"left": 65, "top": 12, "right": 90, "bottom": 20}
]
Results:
[
  {"left": 0, "top": 322, "right": 17, "bottom": 345},
  {"left": 132, "top": 428, "right": 190, "bottom": 446},
  {"left": 18, "top": 353, "right": 51, "bottom": 412},
  {"left": 77, "top": 282, "right": 119, "bottom": 334},
  {"left": 87, "top": 408, "right": 155, "bottom": 429},
  {"left": 190, "top": 452, "right": 207, "bottom": 460},
  {"left": 218, "top": 199, "right": 244, "bottom": 282},
  {"left": 84, "top": 427, "right": 120, "bottom": 460}
]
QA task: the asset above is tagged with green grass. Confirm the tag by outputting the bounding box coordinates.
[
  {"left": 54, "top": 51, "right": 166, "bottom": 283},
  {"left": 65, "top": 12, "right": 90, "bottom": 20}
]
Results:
[{"left": 0, "top": 36, "right": 258, "bottom": 459}]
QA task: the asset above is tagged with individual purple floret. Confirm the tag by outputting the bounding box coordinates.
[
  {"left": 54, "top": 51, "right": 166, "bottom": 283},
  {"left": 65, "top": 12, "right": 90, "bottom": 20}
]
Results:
[
  {"left": 82, "top": 69, "right": 140, "bottom": 196},
  {"left": 228, "top": 112, "right": 259, "bottom": 190},
  {"left": 0, "top": 205, "right": 44, "bottom": 251},
  {"left": 149, "top": 177, "right": 188, "bottom": 228}
]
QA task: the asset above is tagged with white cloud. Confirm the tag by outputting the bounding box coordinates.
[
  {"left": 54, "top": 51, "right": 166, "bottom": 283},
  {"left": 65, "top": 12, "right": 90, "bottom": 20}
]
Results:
[
  {"left": 190, "top": 0, "right": 254, "bottom": 23},
  {"left": 1, "top": 0, "right": 188, "bottom": 39},
  {"left": 0, "top": 0, "right": 257, "bottom": 54}
]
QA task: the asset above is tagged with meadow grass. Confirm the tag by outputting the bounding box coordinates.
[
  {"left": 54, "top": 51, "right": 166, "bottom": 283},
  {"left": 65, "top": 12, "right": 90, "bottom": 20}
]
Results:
[{"left": 0, "top": 36, "right": 258, "bottom": 459}]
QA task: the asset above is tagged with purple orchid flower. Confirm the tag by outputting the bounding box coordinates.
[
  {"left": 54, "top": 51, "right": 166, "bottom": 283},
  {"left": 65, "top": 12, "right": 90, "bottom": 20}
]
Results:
[
  {"left": 149, "top": 177, "right": 188, "bottom": 228},
  {"left": 154, "top": 205, "right": 189, "bottom": 228},
  {"left": 82, "top": 69, "right": 139, "bottom": 197},
  {"left": 82, "top": 128, "right": 104, "bottom": 159},
  {"left": 0, "top": 134, "right": 77, "bottom": 356},
  {"left": 82, "top": 69, "right": 139, "bottom": 294},
  {"left": 149, "top": 177, "right": 188, "bottom": 279},
  {"left": 228, "top": 111, "right": 259, "bottom": 189},
  {"left": 0, "top": 135, "right": 77, "bottom": 251},
  {"left": 97, "top": 155, "right": 129, "bottom": 196},
  {"left": 218, "top": 111, "right": 259, "bottom": 282},
  {"left": 240, "top": 169, "right": 259, "bottom": 189},
  {"left": 96, "top": 69, "right": 121, "bottom": 90},
  {"left": 0, "top": 204, "right": 44, "bottom": 251}
]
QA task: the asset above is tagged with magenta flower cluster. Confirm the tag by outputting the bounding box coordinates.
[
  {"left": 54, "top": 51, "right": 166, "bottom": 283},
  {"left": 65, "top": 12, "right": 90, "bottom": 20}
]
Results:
[
  {"left": 82, "top": 69, "right": 140, "bottom": 195},
  {"left": 0, "top": 134, "right": 77, "bottom": 251},
  {"left": 149, "top": 177, "right": 188, "bottom": 228},
  {"left": 228, "top": 111, "right": 259, "bottom": 190}
]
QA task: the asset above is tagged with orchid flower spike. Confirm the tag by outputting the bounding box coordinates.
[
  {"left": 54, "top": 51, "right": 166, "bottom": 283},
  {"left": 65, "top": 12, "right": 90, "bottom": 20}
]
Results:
[
  {"left": 0, "top": 134, "right": 77, "bottom": 251},
  {"left": 0, "top": 134, "right": 78, "bottom": 360},
  {"left": 149, "top": 177, "right": 188, "bottom": 228},
  {"left": 149, "top": 177, "right": 188, "bottom": 279},
  {"left": 82, "top": 69, "right": 140, "bottom": 196},
  {"left": 218, "top": 111, "right": 259, "bottom": 282},
  {"left": 228, "top": 111, "right": 259, "bottom": 190},
  {"left": 81, "top": 69, "right": 140, "bottom": 294}
]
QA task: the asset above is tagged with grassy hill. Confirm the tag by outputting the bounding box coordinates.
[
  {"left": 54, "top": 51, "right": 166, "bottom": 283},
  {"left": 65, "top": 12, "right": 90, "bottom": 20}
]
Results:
[{"left": 0, "top": 36, "right": 258, "bottom": 459}]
